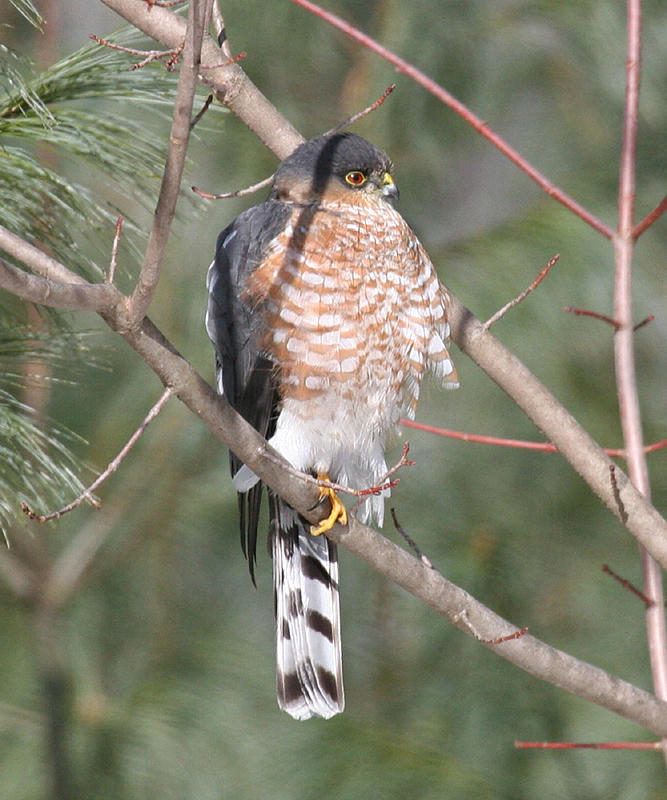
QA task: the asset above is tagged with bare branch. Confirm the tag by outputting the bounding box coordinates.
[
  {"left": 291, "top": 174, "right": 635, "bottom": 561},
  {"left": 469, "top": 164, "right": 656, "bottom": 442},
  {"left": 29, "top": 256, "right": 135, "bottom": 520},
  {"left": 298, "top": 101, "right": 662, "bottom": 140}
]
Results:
[
  {"left": 290, "top": 0, "right": 615, "bottom": 240},
  {"left": 89, "top": 34, "right": 183, "bottom": 70},
  {"left": 0, "top": 255, "right": 119, "bottom": 312},
  {"left": 23, "top": 388, "right": 174, "bottom": 523},
  {"left": 445, "top": 296, "right": 667, "bottom": 566},
  {"left": 323, "top": 84, "right": 396, "bottom": 137},
  {"left": 390, "top": 507, "right": 434, "bottom": 569},
  {"left": 106, "top": 216, "right": 123, "bottom": 284},
  {"left": 192, "top": 173, "right": 274, "bottom": 200},
  {"left": 633, "top": 195, "right": 667, "bottom": 239},
  {"left": 400, "top": 419, "right": 667, "bottom": 458},
  {"left": 613, "top": 0, "right": 667, "bottom": 729},
  {"left": 127, "top": 0, "right": 209, "bottom": 324},
  {"left": 564, "top": 306, "right": 622, "bottom": 329},
  {"left": 633, "top": 314, "right": 655, "bottom": 332},
  {"left": 602, "top": 564, "right": 653, "bottom": 608},
  {"left": 100, "top": 0, "right": 304, "bottom": 159},
  {"left": 327, "top": 513, "right": 667, "bottom": 737},
  {"left": 515, "top": 740, "right": 662, "bottom": 750},
  {"left": 0, "top": 223, "right": 90, "bottom": 285},
  {"left": 485, "top": 254, "right": 559, "bottom": 328}
]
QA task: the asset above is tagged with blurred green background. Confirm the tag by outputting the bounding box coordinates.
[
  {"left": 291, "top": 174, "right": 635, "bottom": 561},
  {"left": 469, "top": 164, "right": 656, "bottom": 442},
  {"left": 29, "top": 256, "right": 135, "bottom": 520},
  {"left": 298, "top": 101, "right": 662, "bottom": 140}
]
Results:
[{"left": 0, "top": 1, "right": 665, "bottom": 798}]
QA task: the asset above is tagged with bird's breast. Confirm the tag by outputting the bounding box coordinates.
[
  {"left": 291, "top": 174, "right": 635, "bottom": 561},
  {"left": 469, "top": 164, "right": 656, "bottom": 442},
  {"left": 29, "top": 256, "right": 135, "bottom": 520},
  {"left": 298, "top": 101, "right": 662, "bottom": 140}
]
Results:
[{"left": 244, "top": 201, "right": 448, "bottom": 425}]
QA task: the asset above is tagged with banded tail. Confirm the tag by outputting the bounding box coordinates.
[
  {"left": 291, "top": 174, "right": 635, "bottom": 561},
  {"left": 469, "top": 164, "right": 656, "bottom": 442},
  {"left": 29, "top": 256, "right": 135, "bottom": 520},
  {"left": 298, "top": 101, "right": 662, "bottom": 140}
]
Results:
[{"left": 271, "top": 496, "right": 344, "bottom": 720}]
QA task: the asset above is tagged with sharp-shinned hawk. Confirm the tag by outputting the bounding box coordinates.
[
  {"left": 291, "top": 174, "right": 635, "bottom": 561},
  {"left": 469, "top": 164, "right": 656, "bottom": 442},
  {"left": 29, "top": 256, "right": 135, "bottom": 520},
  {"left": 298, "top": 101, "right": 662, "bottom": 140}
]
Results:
[{"left": 206, "top": 132, "right": 458, "bottom": 720}]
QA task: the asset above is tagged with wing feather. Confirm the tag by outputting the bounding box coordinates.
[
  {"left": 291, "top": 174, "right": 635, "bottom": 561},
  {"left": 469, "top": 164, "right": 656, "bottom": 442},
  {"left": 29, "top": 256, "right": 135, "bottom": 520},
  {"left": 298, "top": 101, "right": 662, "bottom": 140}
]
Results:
[{"left": 206, "top": 201, "right": 291, "bottom": 579}]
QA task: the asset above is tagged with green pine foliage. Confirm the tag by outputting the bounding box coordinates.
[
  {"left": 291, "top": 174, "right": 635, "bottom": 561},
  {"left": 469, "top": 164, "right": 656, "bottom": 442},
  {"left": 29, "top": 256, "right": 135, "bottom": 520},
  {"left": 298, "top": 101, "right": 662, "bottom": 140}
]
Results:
[{"left": 0, "top": 22, "right": 217, "bottom": 532}]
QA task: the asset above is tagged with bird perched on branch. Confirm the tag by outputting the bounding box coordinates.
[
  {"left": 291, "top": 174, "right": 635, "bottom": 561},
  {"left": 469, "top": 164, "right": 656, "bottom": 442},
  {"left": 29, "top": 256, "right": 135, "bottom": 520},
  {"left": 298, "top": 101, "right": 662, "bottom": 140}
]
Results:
[{"left": 206, "top": 132, "right": 458, "bottom": 720}]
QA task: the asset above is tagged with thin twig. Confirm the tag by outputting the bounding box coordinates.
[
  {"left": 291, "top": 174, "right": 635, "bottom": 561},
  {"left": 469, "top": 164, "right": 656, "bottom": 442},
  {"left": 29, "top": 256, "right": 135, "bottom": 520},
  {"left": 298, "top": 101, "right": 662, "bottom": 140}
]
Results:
[
  {"left": 564, "top": 307, "right": 621, "bottom": 329},
  {"left": 106, "top": 216, "right": 123, "bottom": 284},
  {"left": 454, "top": 609, "right": 528, "bottom": 645},
  {"left": 323, "top": 84, "right": 396, "bottom": 136},
  {"left": 198, "top": 51, "right": 247, "bottom": 70},
  {"left": 128, "top": 0, "right": 209, "bottom": 324},
  {"left": 22, "top": 388, "right": 174, "bottom": 523},
  {"left": 290, "top": 0, "right": 615, "bottom": 239},
  {"left": 313, "top": 443, "right": 414, "bottom": 499},
  {"left": 485, "top": 254, "right": 559, "bottom": 328},
  {"left": 390, "top": 508, "right": 434, "bottom": 568},
  {"left": 515, "top": 740, "right": 662, "bottom": 750},
  {"left": 190, "top": 93, "right": 213, "bottom": 129},
  {"left": 399, "top": 420, "right": 667, "bottom": 458},
  {"left": 89, "top": 34, "right": 183, "bottom": 71},
  {"left": 633, "top": 195, "right": 667, "bottom": 239},
  {"left": 192, "top": 173, "right": 274, "bottom": 200},
  {"left": 602, "top": 564, "right": 653, "bottom": 608},
  {"left": 633, "top": 315, "right": 654, "bottom": 332}
]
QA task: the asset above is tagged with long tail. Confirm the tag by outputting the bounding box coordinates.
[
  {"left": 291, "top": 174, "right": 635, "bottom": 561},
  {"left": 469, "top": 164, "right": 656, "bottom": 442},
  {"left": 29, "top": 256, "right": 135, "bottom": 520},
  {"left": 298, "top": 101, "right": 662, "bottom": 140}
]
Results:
[{"left": 270, "top": 495, "right": 344, "bottom": 720}]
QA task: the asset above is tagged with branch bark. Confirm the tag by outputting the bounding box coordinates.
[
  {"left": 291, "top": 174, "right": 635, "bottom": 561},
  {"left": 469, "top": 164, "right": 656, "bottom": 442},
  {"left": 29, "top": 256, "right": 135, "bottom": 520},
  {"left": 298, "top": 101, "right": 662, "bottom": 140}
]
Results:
[
  {"left": 100, "top": 0, "right": 304, "bottom": 158},
  {"left": 127, "top": 0, "right": 209, "bottom": 323}
]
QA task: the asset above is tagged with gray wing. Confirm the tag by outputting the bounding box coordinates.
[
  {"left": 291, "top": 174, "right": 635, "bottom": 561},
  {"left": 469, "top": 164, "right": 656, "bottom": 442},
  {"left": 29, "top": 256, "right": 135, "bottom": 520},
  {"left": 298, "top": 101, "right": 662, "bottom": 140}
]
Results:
[{"left": 206, "top": 200, "right": 291, "bottom": 581}]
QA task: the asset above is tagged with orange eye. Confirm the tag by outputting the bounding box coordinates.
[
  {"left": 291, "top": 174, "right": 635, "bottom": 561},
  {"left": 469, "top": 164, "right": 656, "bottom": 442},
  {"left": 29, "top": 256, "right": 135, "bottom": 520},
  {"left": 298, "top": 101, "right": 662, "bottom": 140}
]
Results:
[{"left": 344, "top": 171, "right": 367, "bottom": 187}]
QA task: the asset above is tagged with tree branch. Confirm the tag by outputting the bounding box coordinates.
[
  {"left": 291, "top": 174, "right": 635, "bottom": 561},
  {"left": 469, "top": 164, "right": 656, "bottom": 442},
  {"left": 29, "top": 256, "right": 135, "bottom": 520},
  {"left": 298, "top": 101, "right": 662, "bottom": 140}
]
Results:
[
  {"left": 289, "top": 0, "right": 616, "bottom": 239},
  {"left": 0, "top": 254, "right": 119, "bottom": 312},
  {"left": 447, "top": 296, "right": 667, "bottom": 566},
  {"left": 127, "top": 0, "right": 209, "bottom": 323},
  {"left": 100, "top": 0, "right": 304, "bottom": 158},
  {"left": 613, "top": 0, "right": 667, "bottom": 755}
]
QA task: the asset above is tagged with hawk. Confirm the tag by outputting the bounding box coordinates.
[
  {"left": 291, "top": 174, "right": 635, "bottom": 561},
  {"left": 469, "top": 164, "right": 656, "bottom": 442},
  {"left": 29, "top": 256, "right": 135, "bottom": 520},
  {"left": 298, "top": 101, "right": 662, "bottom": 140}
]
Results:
[{"left": 206, "top": 133, "right": 458, "bottom": 720}]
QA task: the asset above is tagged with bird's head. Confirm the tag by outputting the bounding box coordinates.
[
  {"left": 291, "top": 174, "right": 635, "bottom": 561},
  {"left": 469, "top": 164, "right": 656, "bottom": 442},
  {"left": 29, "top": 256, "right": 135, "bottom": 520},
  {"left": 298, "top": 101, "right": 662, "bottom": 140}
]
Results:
[{"left": 271, "top": 133, "right": 399, "bottom": 205}]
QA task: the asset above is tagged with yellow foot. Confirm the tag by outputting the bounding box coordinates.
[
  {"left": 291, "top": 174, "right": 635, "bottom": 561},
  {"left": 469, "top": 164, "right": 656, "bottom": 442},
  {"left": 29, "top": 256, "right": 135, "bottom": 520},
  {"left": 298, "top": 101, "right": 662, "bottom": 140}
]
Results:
[{"left": 310, "top": 475, "right": 348, "bottom": 535}]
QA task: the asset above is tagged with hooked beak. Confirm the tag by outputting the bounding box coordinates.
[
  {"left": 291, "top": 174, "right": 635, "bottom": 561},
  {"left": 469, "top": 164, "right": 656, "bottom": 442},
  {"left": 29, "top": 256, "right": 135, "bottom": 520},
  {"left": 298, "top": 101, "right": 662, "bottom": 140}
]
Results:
[{"left": 381, "top": 171, "right": 399, "bottom": 199}]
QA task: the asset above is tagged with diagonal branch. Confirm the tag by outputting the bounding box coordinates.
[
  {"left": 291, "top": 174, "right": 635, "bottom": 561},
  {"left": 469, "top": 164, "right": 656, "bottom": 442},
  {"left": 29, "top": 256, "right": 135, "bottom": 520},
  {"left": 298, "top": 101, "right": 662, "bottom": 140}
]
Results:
[
  {"left": 127, "top": 0, "right": 210, "bottom": 324},
  {"left": 100, "top": 0, "right": 304, "bottom": 158},
  {"left": 289, "top": 0, "right": 615, "bottom": 240},
  {"left": 0, "top": 253, "right": 119, "bottom": 312}
]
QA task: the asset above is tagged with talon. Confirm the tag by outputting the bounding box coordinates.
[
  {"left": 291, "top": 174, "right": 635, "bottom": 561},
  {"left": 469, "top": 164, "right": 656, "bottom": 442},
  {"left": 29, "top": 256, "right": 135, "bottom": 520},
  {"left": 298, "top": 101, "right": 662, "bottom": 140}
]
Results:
[{"left": 311, "top": 476, "right": 348, "bottom": 535}]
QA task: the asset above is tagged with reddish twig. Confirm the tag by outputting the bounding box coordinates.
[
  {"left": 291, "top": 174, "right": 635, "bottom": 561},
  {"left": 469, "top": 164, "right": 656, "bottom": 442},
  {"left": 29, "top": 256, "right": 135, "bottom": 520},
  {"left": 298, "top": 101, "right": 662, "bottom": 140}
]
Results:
[
  {"left": 602, "top": 564, "right": 653, "bottom": 608},
  {"left": 89, "top": 34, "right": 183, "bottom": 71},
  {"left": 22, "top": 388, "right": 174, "bottom": 522},
  {"left": 633, "top": 195, "right": 667, "bottom": 239},
  {"left": 198, "top": 51, "right": 247, "bottom": 70},
  {"left": 633, "top": 315, "right": 654, "bottom": 332},
  {"left": 564, "top": 307, "right": 621, "bottom": 329},
  {"left": 290, "top": 0, "right": 615, "bottom": 239},
  {"left": 484, "top": 254, "right": 559, "bottom": 328},
  {"left": 400, "top": 420, "right": 667, "bottom": 459},
  {"left": 190, "top": 93, "right": 213, "bottom": 130},
  {"left": 390, "top": 507, "right": 433, "bottom": 568},
  {"left": 192, "top": 174, "right": 274, "bottom": 200},
  {"left": 324, "top": 84, "right": 397, "bottom": 136},
  {"left": 106, "top": 216, "right": 123, "bottom": 284},
  {"left": 314, "top": 443, "right": 415, "bottom": 499},
  {"left": 515, "top": 740, "right": 662, "bottom": 750},
  {"left": 454, "top": 609, "right": 528, "bottom": 645}
]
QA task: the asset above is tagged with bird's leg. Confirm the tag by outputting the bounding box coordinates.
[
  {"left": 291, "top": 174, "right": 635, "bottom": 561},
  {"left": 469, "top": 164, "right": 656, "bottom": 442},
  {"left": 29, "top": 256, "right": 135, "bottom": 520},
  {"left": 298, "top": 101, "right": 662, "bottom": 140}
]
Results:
[{"left": 310, "top": 474, "right": 348, "bottom": 535}]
